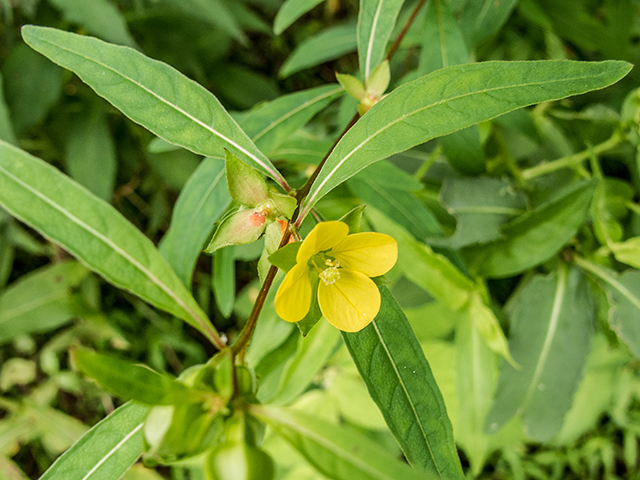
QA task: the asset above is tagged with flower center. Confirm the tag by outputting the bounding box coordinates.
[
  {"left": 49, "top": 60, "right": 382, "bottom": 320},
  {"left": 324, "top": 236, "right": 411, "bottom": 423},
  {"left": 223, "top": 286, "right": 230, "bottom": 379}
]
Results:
[{"left": 319, "top": 266, "right": 340, "bottom": 285}]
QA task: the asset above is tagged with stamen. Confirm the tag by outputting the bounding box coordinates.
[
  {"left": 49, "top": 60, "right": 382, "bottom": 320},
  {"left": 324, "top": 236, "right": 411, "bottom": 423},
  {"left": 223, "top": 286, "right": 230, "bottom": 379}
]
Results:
[{"left": 319, "top": 266, "right": 340, "bottom": 285}]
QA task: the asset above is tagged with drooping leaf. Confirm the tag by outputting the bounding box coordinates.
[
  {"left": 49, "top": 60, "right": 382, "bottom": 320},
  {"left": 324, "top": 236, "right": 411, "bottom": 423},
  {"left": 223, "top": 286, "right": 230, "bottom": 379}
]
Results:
[
  {"left": 485, "top": 264, "right": 594, "bottom": 441},
  {"left": 251, "top": 405, "right": 437, "bottom": 480},
  {"left": 280, "top": 23, "right": 358, "bottom": 78},
  {"left": 343, "top": 286, "right": 464, "bottom": 479},
  {"left": 298, "top": 60, "right": 631, "bottom": 220},
  {"left": 0, "top": 260, "right": 89, "bottom": 344},
  {"left": 240, "top": 84, "right": 344, "bottom": 156},
  {"left": 39, "top": 402, "right": 149, "bottom": 480},
  {"left": 274, "top": 0, "right": 324, "bottom": 35},
  {"left": 158, "top": 158, "right": 230, "bottom": 288},
  {"left": 462, "top": 180, "right": 596, "bottom": 278},
  {"left": 47, "top": 0, "right": 137, "bottom": 47},
  {"left": 74, "top": 348, "right": 205, "bottom": 405},
  {"left": 21, "top": 26, "right": 288, "bottom": 189},
  {"left": 0, "top": 141, "right": 221, "bottom": 346},
  {"left": 65, "top": 100, "right": 117, "bottom": 202},
  {"left": 358, "top": 0, "right": 405, "bottom": 81}
]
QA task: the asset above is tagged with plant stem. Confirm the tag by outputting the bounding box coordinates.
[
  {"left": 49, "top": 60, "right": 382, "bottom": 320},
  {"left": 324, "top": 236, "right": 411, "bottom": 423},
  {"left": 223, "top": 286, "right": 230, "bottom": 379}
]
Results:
[
  {"left": 386, "top": 0, "right": 427, "bottom": 62},
  {"left": 521, "top": 131, "right": 624, "bottom": 180}
]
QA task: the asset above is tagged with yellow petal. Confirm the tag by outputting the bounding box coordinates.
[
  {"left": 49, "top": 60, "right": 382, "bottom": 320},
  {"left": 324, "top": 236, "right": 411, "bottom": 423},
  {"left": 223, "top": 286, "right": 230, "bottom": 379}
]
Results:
[
  {"left": 330, "top": 232, "right": 397, "bottom": 277},
  {"left": 296, "top": 221, "right": 349, "bottom": 263},
  {"left": 317, "top": 269, "right": 380, "bottom": 332},
  {"left": 274, "top": 263, "right": 312, "bottom": 322}
]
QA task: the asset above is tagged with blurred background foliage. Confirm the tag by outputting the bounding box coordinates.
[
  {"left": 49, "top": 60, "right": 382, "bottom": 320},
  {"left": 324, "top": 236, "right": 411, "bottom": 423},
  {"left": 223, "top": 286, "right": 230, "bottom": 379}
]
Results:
[{"left": 1, "top": 0, "right": 640, "bottom": 479}]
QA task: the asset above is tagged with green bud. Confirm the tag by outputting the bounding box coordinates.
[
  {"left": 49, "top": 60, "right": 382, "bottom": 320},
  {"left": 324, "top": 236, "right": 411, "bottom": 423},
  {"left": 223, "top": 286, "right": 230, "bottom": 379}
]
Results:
[
  {"left": 268, "top": 191, "right": 297, "bottom": 219},
  {"left": 205, "top": 208, "right": 267, "bottom": 253},
  {"left": 366, "top": 60, "right": 390, "bottom": 97},
  {"left": 225, "top": 150, "right": 269, "bottom": 207},
  {"left": 207, "top": 442, "right": 274, "bottom": 480},
  {"left": 336, "top": 72, "right": 366, "bottom": 102}
]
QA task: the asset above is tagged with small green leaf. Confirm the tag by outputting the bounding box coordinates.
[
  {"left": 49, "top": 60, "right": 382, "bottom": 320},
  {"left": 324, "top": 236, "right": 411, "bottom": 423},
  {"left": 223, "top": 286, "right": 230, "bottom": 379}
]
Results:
[
  {"left": 268, "top": 242, "right": 301, "bottom": 273},
  {"left": 268, "top": 191, "right": 297, "bottom": 219},
  {"left": 212, "top": 247, "right": 236, "bottom": 318},
  {"left": 339, "top": 205, "right": 367, "bottom": 233},
  {"left": 225, "top": 150, "right": 269, "bottom": 207},
  {"left": 337, "top": 73, "right": 366, "bottom": 101},
  {"left": 343, "top": 286, "right": 464, "bottom": 479},
  {"left": 274, "top": 0, "right": 324, "bottom": 35},
  {"left": 468, "top": 292, "right": 516, "bottom": 366},
  {"left": 74, "top": 348, "right": 205, "bottom": 405},
  {"left": 39, "top": 401, "right": 149, "bottom": 480},
  {"left": 366, "top": 60, "right": 390, "bottom": 97},
  {"left": 205, "top": 209, "right": 267, "bottom": 254},
  {"left": 251, "top": 404, "right": 438, "bottom": 480},
  {"left": 611, "top": 237, "right": 640, "bottom": 268}
]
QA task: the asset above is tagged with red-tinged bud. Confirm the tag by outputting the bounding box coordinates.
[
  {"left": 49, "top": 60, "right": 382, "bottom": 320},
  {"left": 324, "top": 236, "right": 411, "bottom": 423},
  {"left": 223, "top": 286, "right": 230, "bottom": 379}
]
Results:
[{"left": 249, "top": 211, "right": 266, "bottom": 227}]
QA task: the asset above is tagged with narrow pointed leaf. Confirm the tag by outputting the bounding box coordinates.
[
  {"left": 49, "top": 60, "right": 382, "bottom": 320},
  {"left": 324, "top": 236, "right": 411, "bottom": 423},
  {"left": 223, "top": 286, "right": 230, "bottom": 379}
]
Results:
[
  {"left": 39, "top": 401, "right": 149, "bottom": 480},
  {"left": 419, "top": 0, "right": 467, "bottom": 75},
  {"left": 485, "top": 265, "right": 594, "bottom": 441},
  {"left": 159, "top": 158, "right": 231, "bottom": 287},
  {"left": 459, "top": 0, "right": 518, "bottom": 49},
  {"left": 299, "top": 60, "right": 631, "bottom": 220},
  {"left": 343, "top": 286, "right": 464, "bottom": 479},
  {"left": 0, "top": 141, "right": 220, "bottom": 346},
  {"left": 251, "top": 405, "right": 437, "bottom": 480},
  {"left": 274, "top": 0, "right": 324, "bottom": 35},
  {"left": 358, "top": 0, "right": 405, "bottom": 80},
  {"left": 21, "top": 25, "right": 287, "bottom": 188},
  {"left": 462, "top": 180, "right": 596, "bottom": 278}
]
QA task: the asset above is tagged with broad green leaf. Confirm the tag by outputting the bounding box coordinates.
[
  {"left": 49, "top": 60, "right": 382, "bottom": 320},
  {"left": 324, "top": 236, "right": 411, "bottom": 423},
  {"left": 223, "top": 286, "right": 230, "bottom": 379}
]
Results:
[
  {"left": 212, "top": 246, "right": 236, "bottom": 318},
  {"left": 575, "top": 257, "right": 640, "bottom": 360},
  {"left": 65, "top": 101, "right": 116, "bottom": 202},
  {"left": 367, "top": 207, "right": 475, "bottom": 311},
  {"left": 2, "top": 43, "right": 63, "bottom": 134},
  {"left": 40, "top": 401, "right": 149, "bottom": 480},
  {"left": 0, "top": 74, "right": 16, "bottom": 145},
  {"left": 241, "top": 85, "right": 344, "bottom": 156},
  {"left": 455, "top": 314, "right": 498, "bottom": 474},
  {"left": 0, "top": 260, "right": 89, "bottom": 344},
  {"left": 251, "top": 405, "right": 437, "bottom": 480},
  {"left": 47, "top": 0, "right": 137, "bottom": 47},
  {"left": 462, "top": 180, "right": 596, "bottom": 278},
  {"left": 0, "top": 141, "right": 220, "bottom": 346},
  {"left": 358, "top": 0, "right": 405, "bottom": 81},
  {"left": 435, "top": 177, "right": 526, "bottom": 249},
  {"left": 262, "top": 320, "right": 341, "bottom": 405},
  {"left": 485, "top": 264, "right": 594, "bottom": 441},
  {"left": 459, "top": 0, "right": 518, "bottom": 49},
  {"left": 280, "top": 23, "right": 357, "bottom": 79},
  {"left": 274, "top": 0, "right": 324, "bottom": 35},
  {"left": 74, "top": 349, "right": 204, "bottom": 405},
  {"left": 298, "top": 60, "right": 631, "bottom": 220},
  {"left": 158, "top": 159, "right": 230, "bottom": 287},
  {"left": 21, "top": 26, "right": 288, "bottom": 189},
  {"left": 343, "top": 286, "right": 464, "bottom": 479}
]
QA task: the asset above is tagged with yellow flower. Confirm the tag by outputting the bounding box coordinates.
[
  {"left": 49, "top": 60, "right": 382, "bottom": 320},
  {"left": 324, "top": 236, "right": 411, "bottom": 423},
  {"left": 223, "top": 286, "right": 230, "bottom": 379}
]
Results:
[{"left": 274, "top": 221, "right": 397, "bottom": 332}]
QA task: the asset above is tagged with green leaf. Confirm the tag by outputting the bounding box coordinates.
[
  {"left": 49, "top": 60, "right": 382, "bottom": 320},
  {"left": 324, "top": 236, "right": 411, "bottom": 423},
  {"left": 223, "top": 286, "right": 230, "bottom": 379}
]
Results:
[
  {"left": 251, "top": 405, "right": 437, "bottom": 480},
  {"left": 274, "top": 0, "right": 324, "bottom": 35},
  {"left": 485, "top": 264, "right": 594, "bottom": 441},
  {"left": 268, "top": 241, "right": 301, "bottom": 273},
  {"left": 439, "top": 126, "right": 485, "bottom": 175},
  {"left": 65, "top": 101, "right": 117, "bottom": 202},
  {"left": 298, "top": 60, "right": 632, "bottom": 220},
  {"left": 212, "top": 246, "right": 236, "bottom": 318},
  {"left": 436, "top": 177, "right": 526, "bottom": 249},
  {"left": 343, "top": 286, "right": 464, "bottom": 479},
  {"left": 459, "top": 0, "right": 518, "bottom": 49},
  {"left": 611, "top": 237, "right": 640, "bottom": 269},
  {"left": 158, "top": 158, "right": 231, "bottom": 287},
  {"left": 47, "top": 0, "right": 137, "bottom": 47},
  {"left": 462, "top": 180, "right": 596, "bottom": 278},
  {"left": 241, "top": 85, "right": 344, "bottom": 156},
  {"left": 0, "top": 260, "right": 89, "bottom": 345},
  {"left": 2, "top": 43, "right": 63, "bottom": 134},
  {"left": 39, "top": 401, "right": 149, "bottom": 480},
  {"left": 0, "top": 141, "right": 220, "bottom": 346},
  {"left": 358, "top": 0, "right": 405, "bottom": 81},
  {"left": 366, "top": 207, "right": 475, "bottom": 311},
  {"left": 225, "top": 150, "right": 269, "bottom": 207},
  {"left": 261, "top": 320, "right": 341, "bottom": 405},
  {"left": 419, "top": 0, "right": 468, "bottom": 75},
  {"left": 280, "top": 23, "right": 358, "bottom": 79},
  {"left": 21, "top": 25, "right": 288, "bottom": 189},
  {"left": 0, "top": 74, "right": 17, "bottom": 145},
  {"left": 575, "top": 257, "right": 640, "bottom": 360},
  {"left": 74, "top": 348, "right": 204, "bottom": 405}
]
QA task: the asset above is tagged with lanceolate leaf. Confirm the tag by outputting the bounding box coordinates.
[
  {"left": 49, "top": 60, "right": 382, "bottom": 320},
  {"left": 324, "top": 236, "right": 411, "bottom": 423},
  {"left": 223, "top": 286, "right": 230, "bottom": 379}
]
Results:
[
  {"left": 0, "top": 141, "right": 221, "bottom": 346},
  {"left": 251, "top": 405, "right": 437, "bottom": 480},
  {"left": 298, "top": 60, "right": 631, "bottom": 221},
  {"left": 274, "top": 0, "right": 324, "bottom": 35},
  {"left": 358, "top": 0, "right": 405, "bottom": 81},
  {"left": 485, "top": 264, "right": 594, "bottom": 441},
  {"left": 343, "top": 286, "right": 464, "bottom": 479},
  {"left": 462, "top": 180, "right": 596, "bottom": 278},
  {"left": 39, "top": 401, "right": 149, "bottom": 480},
  {"left": 159, "top": 159, "right": 231, "bottom": 287},
  {"left": 21, "top": 25, "right": 288, "bottom": 190}
]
